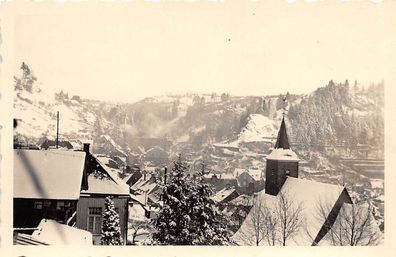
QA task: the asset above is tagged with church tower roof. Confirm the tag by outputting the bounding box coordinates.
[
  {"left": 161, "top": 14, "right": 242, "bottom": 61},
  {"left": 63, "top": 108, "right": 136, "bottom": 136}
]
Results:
[{"left": 274, "top": 116, "right": 290, "bottom": 149}]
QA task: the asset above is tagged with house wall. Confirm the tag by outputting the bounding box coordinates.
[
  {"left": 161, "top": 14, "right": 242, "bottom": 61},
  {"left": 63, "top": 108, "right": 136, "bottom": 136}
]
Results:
[
  {"left": 76, "top": 196, "right": 129, "bottom": 245},
  {"left": 238, "top": 173, "right": 254, "bottom": 188},
  {"left": 14, "top": 198, "right": 77, "bottom": 228}
]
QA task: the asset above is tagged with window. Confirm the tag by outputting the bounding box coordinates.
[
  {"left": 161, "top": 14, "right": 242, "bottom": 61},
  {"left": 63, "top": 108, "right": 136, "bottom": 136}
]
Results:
[
  {"left": 34, "top": 201, "right": 43, "bottom": 210},
  {"left": 87, "top": 207, "right": 102, "bottom": 234},
  {"left": 44, "top": 200, "right": 51, "bottom": 208},
  {"left": 56, "top": 201, "right": 65, "bottom": 210}
]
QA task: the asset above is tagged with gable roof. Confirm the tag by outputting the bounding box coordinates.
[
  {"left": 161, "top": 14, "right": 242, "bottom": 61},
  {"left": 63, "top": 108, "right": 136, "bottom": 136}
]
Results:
[
  {"left": 80, "top": 154, "right": 129, "bottom": 196},
  {"left": 211, "top": 187, "right": 238, "bottom": 204},
  {"left": 229, "top": 194, "right": 254, "bottom": 206},
  {"left": 233, "top": 177, "right": 347, "bottom": 245},
  {"left": 14, "top": 149, "right": 86, "bottom": 200},
  {"left": 237, "top": 169, "right": 263, "bottom": 182}
]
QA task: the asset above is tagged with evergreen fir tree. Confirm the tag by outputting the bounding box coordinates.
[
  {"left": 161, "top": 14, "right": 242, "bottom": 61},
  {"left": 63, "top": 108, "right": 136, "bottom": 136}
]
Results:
[
  {"left": 101, "top": 196, "right": 123, "bottom": 245},
  {"left": 14, "top": 62, "right": 37, "bottom": 92},
  {"left": 153, "top": 154, "right": 231, "bottom": 245}
]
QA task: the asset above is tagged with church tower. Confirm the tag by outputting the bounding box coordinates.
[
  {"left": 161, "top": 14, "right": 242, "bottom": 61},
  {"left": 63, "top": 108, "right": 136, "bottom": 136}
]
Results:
[{"left": 265, "top": 117, "right": 299, "bottom": 196}]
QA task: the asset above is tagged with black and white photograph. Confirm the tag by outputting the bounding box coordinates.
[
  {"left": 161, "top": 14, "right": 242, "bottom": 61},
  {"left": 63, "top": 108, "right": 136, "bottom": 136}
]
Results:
[{"left": 1, "top": 1, "right": 396, "bottom": 256}]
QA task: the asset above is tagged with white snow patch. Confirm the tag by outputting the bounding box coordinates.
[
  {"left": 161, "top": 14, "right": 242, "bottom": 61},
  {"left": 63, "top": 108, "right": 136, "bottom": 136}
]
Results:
[{"left": 238, "top": 114, "right": 278, "bottom": 143}]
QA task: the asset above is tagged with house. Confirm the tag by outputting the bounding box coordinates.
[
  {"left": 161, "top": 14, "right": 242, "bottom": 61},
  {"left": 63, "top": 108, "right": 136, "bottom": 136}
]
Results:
[
  {"left": 131, "top": 174, "right": 163, "bottom": 207},
  {"left": 220, "top": 194, "right": 253, "bottom": 232},
  {"left": 76, "top": 145, "right": 130, "bottom": 245},
  {"left": 228, "top": 194, "right": 254, "bottom": 208},
  {"left": 203, "top": 173, "right": 238, "bottom": 192},
  {"left": 14, "top": 149, "right": 88, "bottom": 229},
  {"left": 210, "top": 187, "right": 239, "bottom": 208},
  {"left": 233, "top": 117, "right": 355, "bottom": 246},
  {"left": 124, "top": 169, "right": 143, "bottom": 188},
  {"left": 14, "top": 144, "right": 130, "bottom": 245},
  {"left": 93, "top": 134, "right": 128, "bottom": 159},
  {"left": 235, "top": 169, "right": 264, "bottom": 195},
  {"left": 143, "top": 146, "right": 168, "bottom": 166}
]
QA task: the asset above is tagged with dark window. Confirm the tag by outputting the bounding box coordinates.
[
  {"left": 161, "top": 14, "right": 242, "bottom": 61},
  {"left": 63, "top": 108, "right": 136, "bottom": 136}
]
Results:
[
  {"left": 56, "top": 201, "right": 64, "bottom": 210},
  {"left": 34, "top": 201, "right": 43, "bottom": 210},
  {"left": 44, "top": 200, "right": 51, "bottom": 208}
]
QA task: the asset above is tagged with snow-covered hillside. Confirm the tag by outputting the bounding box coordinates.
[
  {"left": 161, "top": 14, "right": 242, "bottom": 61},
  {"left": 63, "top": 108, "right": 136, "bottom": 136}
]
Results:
[
  {"left": 14, "top": 83, "right": 96, "bottom": 144},
  {"left": 238, "top": 114, "right": 278, "bottom": 143}
]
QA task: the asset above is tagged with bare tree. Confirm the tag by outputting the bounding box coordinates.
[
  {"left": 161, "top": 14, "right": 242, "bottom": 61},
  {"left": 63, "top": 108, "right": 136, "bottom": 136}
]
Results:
[
  {"left": 235, "top": 197, "right": 267, "bottom": 246},
  {"left": 261, "top": 203, "right": 279, "bottom": 246},
  {"left": 234, "top": 191, "right": 304, "bottom": 246},
  {"left": 128, "top": 219, "right": 151, "bottom": 245},
  {"left": 315, "top": 198, "right": 382, "bottom": 246},
  {"left": 276, "top": 190, "right": 305, "bottom": 246}
]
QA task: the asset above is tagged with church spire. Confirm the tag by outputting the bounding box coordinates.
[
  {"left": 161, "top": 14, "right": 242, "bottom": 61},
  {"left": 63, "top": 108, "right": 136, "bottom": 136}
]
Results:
[{"left": 274, "top": 116, "right": 290, "bottom": 149}]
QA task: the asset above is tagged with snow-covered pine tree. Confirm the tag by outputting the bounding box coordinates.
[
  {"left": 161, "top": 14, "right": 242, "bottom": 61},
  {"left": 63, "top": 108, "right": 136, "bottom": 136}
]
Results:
[
  {"left": 153, "top": 155, "right": 231, "bottom": 245},
  {"left": 101, "top": 196, "right": 123, "bottom": 245}
]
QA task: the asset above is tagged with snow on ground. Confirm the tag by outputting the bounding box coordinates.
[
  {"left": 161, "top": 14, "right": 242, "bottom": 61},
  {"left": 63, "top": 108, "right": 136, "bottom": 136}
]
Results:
[
  {"left": 15, "top": 86, "right": 95, "bottom": 141},
  {"left": 238, "top": 114, "right": 278, "bottom": 143},
  {"left": 302, "top": 167, "right": 324, "bottom": 174},
  {"left": 370, "top": 179, "right": 384, "bottom": 189}
]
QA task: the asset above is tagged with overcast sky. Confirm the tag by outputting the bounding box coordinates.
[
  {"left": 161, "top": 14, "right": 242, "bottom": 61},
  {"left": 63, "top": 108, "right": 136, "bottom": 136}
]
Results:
[{"left": 9, "top": 1, "right": 396, "bottom": 103}]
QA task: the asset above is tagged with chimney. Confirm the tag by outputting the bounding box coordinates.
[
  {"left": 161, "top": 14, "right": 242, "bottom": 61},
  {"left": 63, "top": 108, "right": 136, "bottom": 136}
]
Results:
[{"left": 83, "top": 143, "right": 90, "bottom": 154}]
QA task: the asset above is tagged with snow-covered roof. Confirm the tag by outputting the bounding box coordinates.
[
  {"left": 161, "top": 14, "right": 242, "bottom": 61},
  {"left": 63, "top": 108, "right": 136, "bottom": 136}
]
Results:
[
  {"left": 145, "top": 146, "right": 166, "bottom": 154},
  {"left": 370, "top": 179, "right": 384, "bottom": 189},
  {"left": 81, "top": 155, "right": 129, "bottom": 196},
  {"left": 123, "top": 173, "right": 134, "bottom": 183},
  {"left": 221, "top": 206, "right": 238, "bottom": 217},
  {"left": 266, "top": 148, "right": 300, "bottom": 161},
  {"left": 139, "top": 182, "right": 159, "bottom": 195},
  {"left": 211, "top": 187, "right": 238, "bottom": 204},
  {"left": 233, "top": 177, "right": 346, "bottom": 245},
  {"left": 317, "top": 203, "right": 383, "bottom": 246},
  {"left": 129, "top": 204, "right": 148, "bottom": 222},
  {"left": 94, "top": 155, "right": 130, "bottom": 193},
  {"left": 229, "top": 194, "right": 254, "bottom": 206},
  {"left": 219, "top": 173, "right": 236, "bottom": 180},
  {"left": 248, "top": 169, "right": 263, "bottom": 181},
  {"left": 131, "top": 174, "right": 153, "bottom": 191},
  {"left": 233, "top": 168, "right": 246, "bottom": 177},
  {"left": 203, "top": 173, "right": 216, "bottom": 179},
  {"left": 31, "top": 219, "right": 92, "bottom": 245},
  {"left": 81, "top": 174, "right": 129, "bottom": 196},
  {"left": 14, "top": 149, "right": 86, "bottom": 200},
  {"left": 99, "top": 135, "right": 127, "bottom": 157},
  {"left": 237, "top": 169, "right": 263, "bottom": 181}
]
